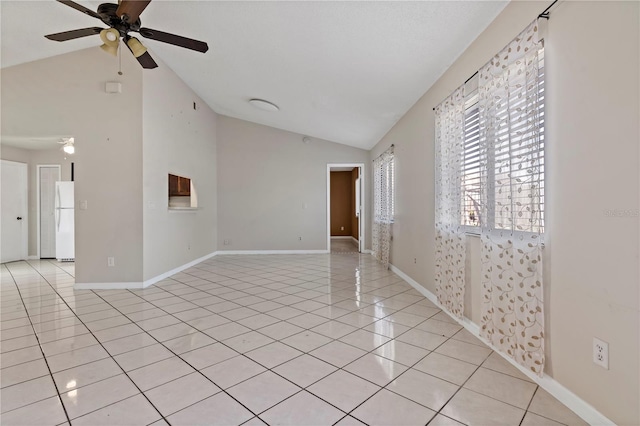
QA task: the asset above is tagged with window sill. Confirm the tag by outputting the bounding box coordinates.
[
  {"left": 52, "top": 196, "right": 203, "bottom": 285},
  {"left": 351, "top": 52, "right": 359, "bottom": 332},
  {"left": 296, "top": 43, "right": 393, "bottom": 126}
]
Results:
[
  {"left": 168, "top": 207, "right": 199, "bottom": 212},
  {"left": 462, "top": 227, "right": 545, "bottom": 247}
]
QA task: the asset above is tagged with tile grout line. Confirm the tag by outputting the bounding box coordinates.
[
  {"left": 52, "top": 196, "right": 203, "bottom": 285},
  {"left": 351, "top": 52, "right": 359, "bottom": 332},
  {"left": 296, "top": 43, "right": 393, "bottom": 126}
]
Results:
[
  {"left": 3, "top": 256, "right": 546, "bottom": 426},
  {"left": 3, "top": 265, "right": 73, "bottom": 424},
  {"left": 131, "top": 258, "right": 454, "bottom": 422},
  {"left": 17, "top": 260, "right": 170, "bottom": 425},
  {"left": 100, "top": 259, "right": 428, "bottom": 422}
]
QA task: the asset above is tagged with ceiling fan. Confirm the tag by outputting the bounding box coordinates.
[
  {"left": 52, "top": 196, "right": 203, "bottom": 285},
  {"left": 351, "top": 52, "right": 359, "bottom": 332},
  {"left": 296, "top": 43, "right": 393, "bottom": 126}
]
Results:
[{"left": 44, "top": 0, "right": 209, "bottom": 69}]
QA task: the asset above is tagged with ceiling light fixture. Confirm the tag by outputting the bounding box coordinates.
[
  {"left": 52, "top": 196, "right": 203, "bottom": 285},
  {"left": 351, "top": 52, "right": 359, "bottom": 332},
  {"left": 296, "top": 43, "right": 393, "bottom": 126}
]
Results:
[
  {"left": 249, "top": 99, "right": 279, "bottom": 112},
  {"left": 99, "top": 28, "right": 120, "bottom": 56},
  {"left": 126, "top": 37, "right": 147, "bottom": 58},
  {"left": 62, "top": 138, "right": 75, "bottom": 154}
]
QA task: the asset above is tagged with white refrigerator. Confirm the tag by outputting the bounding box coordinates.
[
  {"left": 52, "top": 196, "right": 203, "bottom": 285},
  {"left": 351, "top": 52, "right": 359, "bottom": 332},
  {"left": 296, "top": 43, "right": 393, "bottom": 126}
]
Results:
[{"left": 55, "top": 181, "right": 75, "bottom": 261}]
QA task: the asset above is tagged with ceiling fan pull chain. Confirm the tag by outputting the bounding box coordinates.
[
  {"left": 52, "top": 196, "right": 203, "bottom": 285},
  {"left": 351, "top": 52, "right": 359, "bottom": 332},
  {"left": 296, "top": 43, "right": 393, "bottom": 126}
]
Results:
[{"left": 118, "top": 42, "right": 123, "bottom": 76}]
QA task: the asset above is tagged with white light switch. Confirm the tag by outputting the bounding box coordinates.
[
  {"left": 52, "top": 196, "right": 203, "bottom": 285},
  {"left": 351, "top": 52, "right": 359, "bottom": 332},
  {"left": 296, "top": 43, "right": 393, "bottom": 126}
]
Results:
[{"left": 80, "top": 200, "right": 88, "bottom": 210}]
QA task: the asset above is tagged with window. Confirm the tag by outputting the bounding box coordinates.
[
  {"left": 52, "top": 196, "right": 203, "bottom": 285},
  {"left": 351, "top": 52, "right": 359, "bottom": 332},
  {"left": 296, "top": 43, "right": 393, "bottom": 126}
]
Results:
[
  {"left": 461, "top": 98, "right": 481, "bottom": 228},
  {"left": 373, "top": 148, "right": 395, "bottom": 224},
  {"left": 460, "top": 49, "right": 545, "bottom": 234}
]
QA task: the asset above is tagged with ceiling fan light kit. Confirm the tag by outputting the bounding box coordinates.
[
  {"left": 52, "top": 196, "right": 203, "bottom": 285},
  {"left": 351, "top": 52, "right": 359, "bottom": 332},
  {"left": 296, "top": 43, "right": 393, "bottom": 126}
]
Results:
[
  {"left": 45, "top": 0, "right": 209, "bottom": 69},
  {"left": 126, "top": 37, "right": 147, "bottom": 58},
  {"left": 59, "top": 137, "right": 75, "bottom": 154},
  {"left": 99, "top": 28, "right": 120, "bottom": 56}
]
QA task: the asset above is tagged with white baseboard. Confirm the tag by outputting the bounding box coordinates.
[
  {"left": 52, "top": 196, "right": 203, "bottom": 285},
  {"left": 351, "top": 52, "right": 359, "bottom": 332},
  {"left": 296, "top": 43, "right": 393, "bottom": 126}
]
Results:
[
  {"left": 75, "top": 281, "right": 145, "bottom": 290},
  {"left": 216, "top": 250, "right": 329, "bottom": 255},
  {"left": 27, "top": 255, "right": 39, "bottom": 260},
  {"left": 351, "top": 237, "right": 359, "bottom": 245},
  {"left": 389, "top": 263, "right": 615, "bottom": 426},
  {"left": 331, "top": 236, "right": 352, "bottom": 240},
  {"left": 142, "top": 251, "right": 218, "bottom": 288},
  {"left": 75, "top": 251, "right": 218, "bottom": 290}
]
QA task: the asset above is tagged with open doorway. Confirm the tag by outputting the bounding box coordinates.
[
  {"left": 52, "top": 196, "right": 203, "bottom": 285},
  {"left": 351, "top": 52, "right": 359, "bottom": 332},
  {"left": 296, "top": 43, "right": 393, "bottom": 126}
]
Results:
[
  {"left": 1, "top": 136, "right": 75, "bottom": 264},
  {"left": 327, "top": 163, "right": 364, "bottom": 253}
]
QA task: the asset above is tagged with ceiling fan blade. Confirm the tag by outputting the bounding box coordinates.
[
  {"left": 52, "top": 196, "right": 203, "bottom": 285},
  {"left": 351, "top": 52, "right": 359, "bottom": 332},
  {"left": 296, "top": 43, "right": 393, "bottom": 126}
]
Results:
[
  {"left": 56, "top": 0, "right": 102, "bottom": 20},
  {"left": 124, "top": 40, "right": 158, "bottom": 69},
  {"left": 138, "top": 27, "right": 208, "bottom": 53},
  {"left": 135, "top": 51, "right": 158, "bottom": 69},
  {"left": 116, "top": 0, "right": 151, "bottom": 23},
  {"left": 45, "top": 27, "right": 104, "bottom": 42}
]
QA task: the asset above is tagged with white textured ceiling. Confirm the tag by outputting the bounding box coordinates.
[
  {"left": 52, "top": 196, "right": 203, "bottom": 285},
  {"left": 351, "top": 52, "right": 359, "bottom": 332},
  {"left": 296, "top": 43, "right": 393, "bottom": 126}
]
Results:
[{"left": 1, "top": 1, "right": 508, "bottom": 150}]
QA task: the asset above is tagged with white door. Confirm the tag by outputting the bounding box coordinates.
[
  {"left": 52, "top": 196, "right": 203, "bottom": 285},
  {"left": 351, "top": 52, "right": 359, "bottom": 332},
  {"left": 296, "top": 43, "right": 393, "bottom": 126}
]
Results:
[
  {"left": 39, "top": 166, "right": 60, "bottom": 258},
  {"left": 1, "top": 160, "right": 28, "bottom": 263}
]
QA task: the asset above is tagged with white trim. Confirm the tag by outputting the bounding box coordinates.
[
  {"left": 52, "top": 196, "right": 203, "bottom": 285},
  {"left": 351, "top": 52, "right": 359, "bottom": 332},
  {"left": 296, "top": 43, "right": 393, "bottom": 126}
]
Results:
[
  {"left": 362, "top": 249, "right": 373, "bottom": 254},
  {"left": 75, "top": 281, "right": 145, "bottom": 290},
  {"left": 331, "top": 236, "right": 352, "bottom": 240},
  {"left": 389, "top": 263, "right": 615, "bottom": 426},
  {"left": 142, "top": 251, "right": 218, "bottom": 287},
  {"left": 327, "top": 163, "right": 365, "bottom": 254},
  {"left": 216, "top": 250, "right": 329, "bottom": 255},
  {"left": 75, "top": 251, "right": 219, "bottom": 290},
  {"left": 351, "top": 236, "right": 359, "bottom": 245},
  {"left": 27, "top": 255, "right": 40, "bottom": 260},
  {"left": 36, "top": 165, "right": 61, "bottom": 259}
]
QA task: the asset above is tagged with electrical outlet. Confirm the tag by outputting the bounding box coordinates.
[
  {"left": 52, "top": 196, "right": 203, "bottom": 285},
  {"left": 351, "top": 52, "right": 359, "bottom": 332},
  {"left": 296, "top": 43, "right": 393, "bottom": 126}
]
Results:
[
  {"left": 414, "top": 258, "right": 417, "bottom": 264},
  {"left": 223, "top": 239, "right": 231, "bottom": 245},
  {"left": 298, "top": 236, "right": 302, "bottom": 241},
  {"left": 107, "top": 257, "right": 115, "bottom": 267},
  {"left": 593, "top": 337, "right": 609, "bottom": 369},
  {"left": 341, "top": 226, "right": 344, "bottom": 231}
]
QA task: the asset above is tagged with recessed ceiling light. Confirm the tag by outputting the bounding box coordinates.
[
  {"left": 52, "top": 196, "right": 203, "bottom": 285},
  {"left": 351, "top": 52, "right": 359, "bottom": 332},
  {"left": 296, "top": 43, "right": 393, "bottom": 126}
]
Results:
[{"left": 249, "top": 98, "right": 279, "bottom": 112}]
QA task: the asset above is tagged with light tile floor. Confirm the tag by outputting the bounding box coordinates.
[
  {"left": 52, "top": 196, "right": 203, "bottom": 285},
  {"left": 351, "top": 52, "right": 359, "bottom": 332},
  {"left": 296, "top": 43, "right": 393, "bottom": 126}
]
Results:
[
  {"left": 1, "top": 255, "right": 588, "bottom": 426},
  {"left": 330, "top": 239, "right": 359, "bottom": 254}
]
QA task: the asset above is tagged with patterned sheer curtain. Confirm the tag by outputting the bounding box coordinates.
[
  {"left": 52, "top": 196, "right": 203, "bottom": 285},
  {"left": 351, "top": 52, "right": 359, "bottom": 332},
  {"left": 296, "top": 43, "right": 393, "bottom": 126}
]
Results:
[
  {"left": 434, "top": 87, "right": 467, "bottom": 319},
  {"left": 478, "top": 20, "right": 545, "bottom": 376},
  {"left": 372, "top": 146, "right": 394, "bottom": 268}
]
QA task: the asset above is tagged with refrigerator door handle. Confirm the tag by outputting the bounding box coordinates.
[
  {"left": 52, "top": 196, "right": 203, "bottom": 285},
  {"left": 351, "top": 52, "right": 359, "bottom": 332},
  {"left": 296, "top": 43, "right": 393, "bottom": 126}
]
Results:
[{"left": 55, "top": 184, "right": 61, "bottom": 231}]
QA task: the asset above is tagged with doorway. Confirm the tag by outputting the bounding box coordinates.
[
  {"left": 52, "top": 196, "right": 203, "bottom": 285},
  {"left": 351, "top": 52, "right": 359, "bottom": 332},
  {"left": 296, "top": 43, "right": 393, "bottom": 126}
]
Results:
[
  {"left": 37, "top": 165, "right": 61, "bottom": 258},
  {"left": 1, "top": 160, "right": 28, "bottom": 263},
  {"left": 327, "top": 163, "right": 364, "bottom": 253}
]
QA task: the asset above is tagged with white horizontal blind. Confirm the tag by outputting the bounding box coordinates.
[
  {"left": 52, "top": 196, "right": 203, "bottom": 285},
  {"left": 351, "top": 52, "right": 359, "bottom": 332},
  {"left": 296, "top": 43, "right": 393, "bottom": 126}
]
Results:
[
  {"left": 462, "top": 49, "right": 545, "bottom": 233},
  {"left": 461, "top": 104, "right": 481, "bottom": 227}
]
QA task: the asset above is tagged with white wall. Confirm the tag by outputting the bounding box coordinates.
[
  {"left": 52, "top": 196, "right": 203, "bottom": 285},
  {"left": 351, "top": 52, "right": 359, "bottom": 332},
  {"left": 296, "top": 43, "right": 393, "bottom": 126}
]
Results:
[
  {"left": 1, "top": 47, "right": 144, "bottom": 284},
  {"left": 370, "top": 1, "right": 639, "bottom": 424},
  {"left": 0, "top": 145, "right": 73, "bottom": 256},
  {"left": 142, "top": 56, "right": 218, "bottom": 280},
  {"left": 217, "top": 116, "right": 370, "bottom": 251}
]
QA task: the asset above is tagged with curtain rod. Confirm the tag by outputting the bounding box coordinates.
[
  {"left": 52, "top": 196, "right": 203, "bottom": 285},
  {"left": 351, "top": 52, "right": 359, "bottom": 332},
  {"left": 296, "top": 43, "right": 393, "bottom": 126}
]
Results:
[
  {"left": 372, "top": 144, "right": 394, "bottom": 162},
  {"left": 432, "top": 0, "right": 558, "bottom": 111}
]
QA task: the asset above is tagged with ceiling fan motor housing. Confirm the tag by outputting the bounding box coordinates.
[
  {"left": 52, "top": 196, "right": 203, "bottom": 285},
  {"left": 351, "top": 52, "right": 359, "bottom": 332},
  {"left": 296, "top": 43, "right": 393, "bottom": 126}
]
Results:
[{"left": 97, "top": 3, "right": 141, "bottom": 36}]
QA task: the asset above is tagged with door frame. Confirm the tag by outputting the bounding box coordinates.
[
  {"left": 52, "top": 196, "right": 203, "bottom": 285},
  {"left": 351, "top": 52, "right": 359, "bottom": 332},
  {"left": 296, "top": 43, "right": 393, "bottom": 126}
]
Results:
[
  {"left": 326, "top": 163, "right": 365, "bottom": 253},
  {"left": 36, "top": 165, "right": 61, "bottom": 259},
  {"left": 1, "top": 160, "right": 28, "bottom": 262}
]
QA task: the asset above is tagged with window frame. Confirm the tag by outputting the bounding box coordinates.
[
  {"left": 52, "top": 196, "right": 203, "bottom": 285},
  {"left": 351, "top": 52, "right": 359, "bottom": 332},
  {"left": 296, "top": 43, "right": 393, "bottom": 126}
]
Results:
[{"left": 460, "top": 48, "right": 545, "bottom": 236}]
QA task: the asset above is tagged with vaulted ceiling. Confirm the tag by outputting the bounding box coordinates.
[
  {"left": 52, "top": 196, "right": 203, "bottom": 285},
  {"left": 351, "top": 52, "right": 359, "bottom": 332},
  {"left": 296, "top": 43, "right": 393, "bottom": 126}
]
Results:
[{"left": 1, "top": 1, "right": 507, "bottom": 150}]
